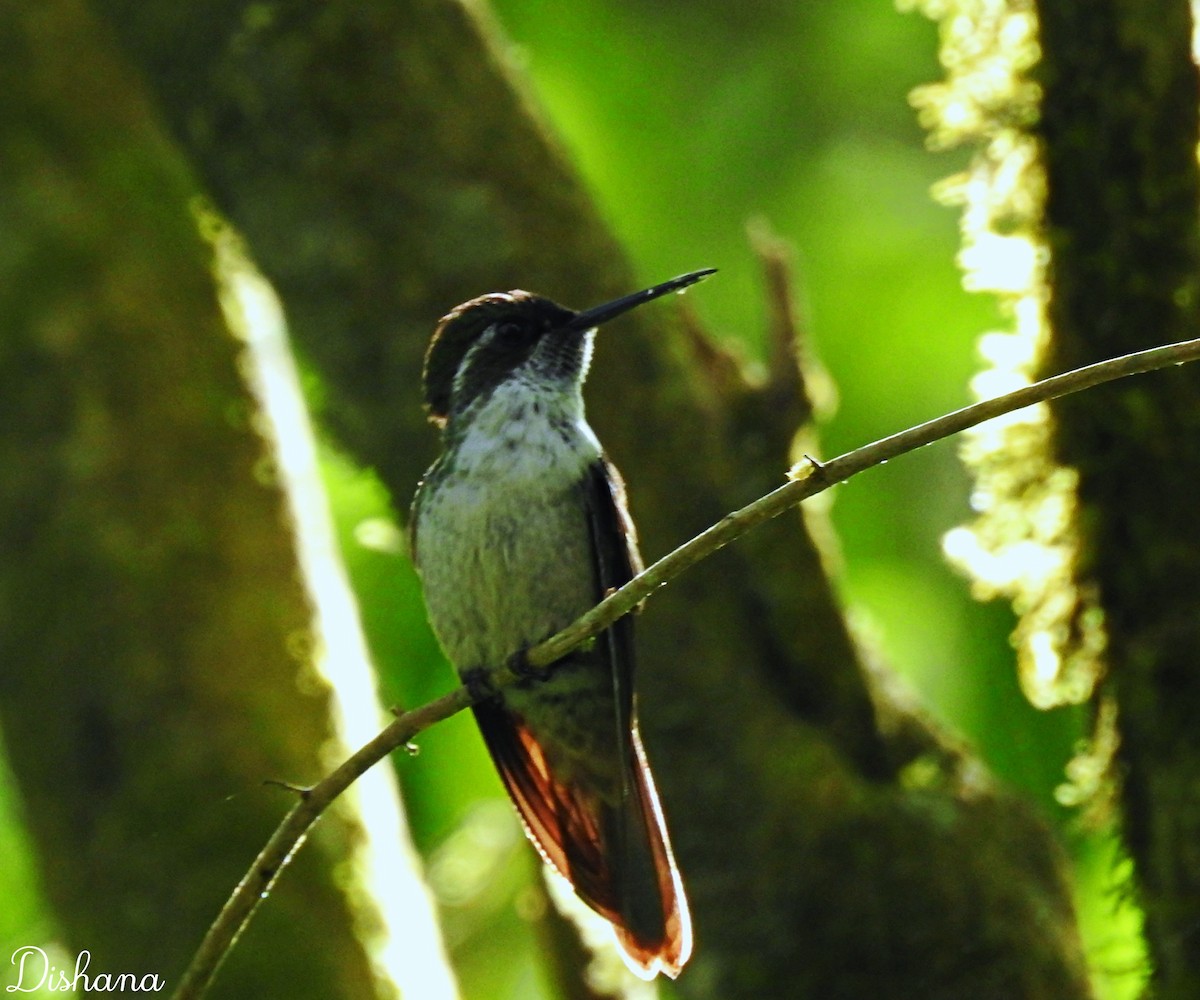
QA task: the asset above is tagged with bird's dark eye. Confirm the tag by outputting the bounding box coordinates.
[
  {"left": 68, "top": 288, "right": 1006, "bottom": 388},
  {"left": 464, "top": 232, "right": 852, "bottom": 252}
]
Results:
[{"left": 496, "top": 322, "right": 523, "bottom": 340}]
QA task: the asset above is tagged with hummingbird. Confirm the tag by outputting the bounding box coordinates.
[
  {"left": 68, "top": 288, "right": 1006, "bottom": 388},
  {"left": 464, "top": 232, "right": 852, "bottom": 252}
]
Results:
[{"left": 410, "top": 269, "right": 714, "bottom": 978}]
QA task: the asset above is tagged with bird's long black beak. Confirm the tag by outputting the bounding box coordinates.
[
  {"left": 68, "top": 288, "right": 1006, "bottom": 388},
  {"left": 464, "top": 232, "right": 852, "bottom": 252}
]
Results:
[{"left": 566, "top": 268, "right": 717, "bottom": 332}]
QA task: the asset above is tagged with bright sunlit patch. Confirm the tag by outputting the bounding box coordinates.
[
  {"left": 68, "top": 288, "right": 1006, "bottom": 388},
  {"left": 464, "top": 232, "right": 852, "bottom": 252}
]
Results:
[
  {"left": 202, "top": 209, "right": 460, "bottom": 1000},
  {"left": 943, "top": 529, "right": 1060, "bottom": 592},
  {"left": 978, "top": 329, "right": 1037, "bottom": 371},
  {"left": 970, "top": 364, "right": 1030, "bottom": 401},
  {"left": 1011, "top": 292, "right": 1045, "bottom": 341},
  {"left": 354, "top": 516, "right": 408, "bottom": 556},
  {"left": 1026, "top": 628, "right": 1061, "bottom": 693},
  {"left": 1194, "top": 0, "right": 1200, "bottom": 66},
  {"left": 910, "top": 0, "right": 1108, "bottom": 714},
  {"left": 960, "top": 232, "right": 1041, "bottom": 294},
  {"left": 939, "top": 96, "right": 976, "bottom": 131}
]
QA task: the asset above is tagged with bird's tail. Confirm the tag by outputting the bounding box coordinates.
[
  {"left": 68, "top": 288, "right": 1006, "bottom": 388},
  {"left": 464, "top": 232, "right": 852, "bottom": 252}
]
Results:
[
  {"left": 605, "top": 724, "right": 692, "bottom": 979},
  {"left": 471, "top": 700, "right": 691, "bottom": 978}
]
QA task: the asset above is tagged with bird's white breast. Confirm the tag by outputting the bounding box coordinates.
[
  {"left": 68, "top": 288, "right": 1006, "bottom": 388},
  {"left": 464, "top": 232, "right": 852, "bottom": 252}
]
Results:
[{"left": 414, "top": 380, "right": 603, "bottom": 671}]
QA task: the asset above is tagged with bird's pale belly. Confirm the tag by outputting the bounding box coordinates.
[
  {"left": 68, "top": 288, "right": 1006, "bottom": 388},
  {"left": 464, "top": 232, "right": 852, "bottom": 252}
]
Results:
[
  {"left": 416, "top": 468, "right": 620, "bottom": 787},
  {"left": 416, "top": 472, "right": 595, "bottom": 673}
]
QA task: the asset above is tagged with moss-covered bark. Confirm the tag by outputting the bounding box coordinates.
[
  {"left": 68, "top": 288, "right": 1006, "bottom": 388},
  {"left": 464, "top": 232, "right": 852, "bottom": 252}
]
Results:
[
  {"left": 91, "top": 0, "right": 1093, "bottom": 995},
  {"left": 1036, "top": 1, "right": 1200, "bottom": 996},
  {"left": 0, "top": 2, "right": 397, "bottom": 996}
]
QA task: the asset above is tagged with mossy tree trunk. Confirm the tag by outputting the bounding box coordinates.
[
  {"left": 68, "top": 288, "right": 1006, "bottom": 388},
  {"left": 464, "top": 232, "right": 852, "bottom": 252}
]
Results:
[
  {"left": 0, "top": 2, "right": 424, "bottom": 996},
  {"left": 1036, "top": 1, "right": 1200, "bottom": 997}
]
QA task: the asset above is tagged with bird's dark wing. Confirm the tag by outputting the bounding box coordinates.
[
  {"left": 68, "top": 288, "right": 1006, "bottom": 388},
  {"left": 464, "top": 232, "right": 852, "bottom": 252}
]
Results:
[
  {"left": 577, "top": 457, "right": 690, "bottom": 976},
  {"left": 580, "top": 456, "right": 643, "bottom": 733},
  {"left": 472, "top": 457, "right": 690, "bottom": 977}
]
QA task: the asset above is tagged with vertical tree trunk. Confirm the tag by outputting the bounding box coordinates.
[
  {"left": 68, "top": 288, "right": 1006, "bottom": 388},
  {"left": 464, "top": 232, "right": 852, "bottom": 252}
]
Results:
[
  {"left": 0, "top": 3, "right": 423, "bottom": 996},
  {"left": 1036, "top": 1, "right": 1200, "bottom": 997}
]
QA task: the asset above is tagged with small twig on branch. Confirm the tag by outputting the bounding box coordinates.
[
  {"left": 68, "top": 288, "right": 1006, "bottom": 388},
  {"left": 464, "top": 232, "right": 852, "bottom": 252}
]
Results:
[{"left": 171, "top": 335, "right": 1200, "bottom": 1000}]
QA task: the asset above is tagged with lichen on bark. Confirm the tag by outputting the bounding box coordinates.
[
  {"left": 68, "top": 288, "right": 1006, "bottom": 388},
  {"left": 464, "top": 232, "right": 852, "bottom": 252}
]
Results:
[{"left": 911, "top": 1, "right": 1200, "bottom": 997}]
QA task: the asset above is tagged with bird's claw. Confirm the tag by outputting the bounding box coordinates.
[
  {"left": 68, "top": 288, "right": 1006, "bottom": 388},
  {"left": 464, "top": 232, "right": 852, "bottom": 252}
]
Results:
[
  {"left": 506, "top": 646, "right": 542, "bottom": 684},
  {"left": 462, "top": 666, "right": 499, "bottom": 703}
]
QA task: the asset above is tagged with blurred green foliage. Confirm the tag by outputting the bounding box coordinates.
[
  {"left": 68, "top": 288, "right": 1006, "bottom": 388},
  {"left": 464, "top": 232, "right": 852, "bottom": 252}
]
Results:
[{"left": 0, "top": 742, "right": 58, "bottom": 991}]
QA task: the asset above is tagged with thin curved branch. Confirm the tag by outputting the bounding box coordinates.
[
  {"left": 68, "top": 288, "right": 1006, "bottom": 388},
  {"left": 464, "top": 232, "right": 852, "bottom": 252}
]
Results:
[{"left": 171, "top": 334, "right": 1200, "bottom": 1000}]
